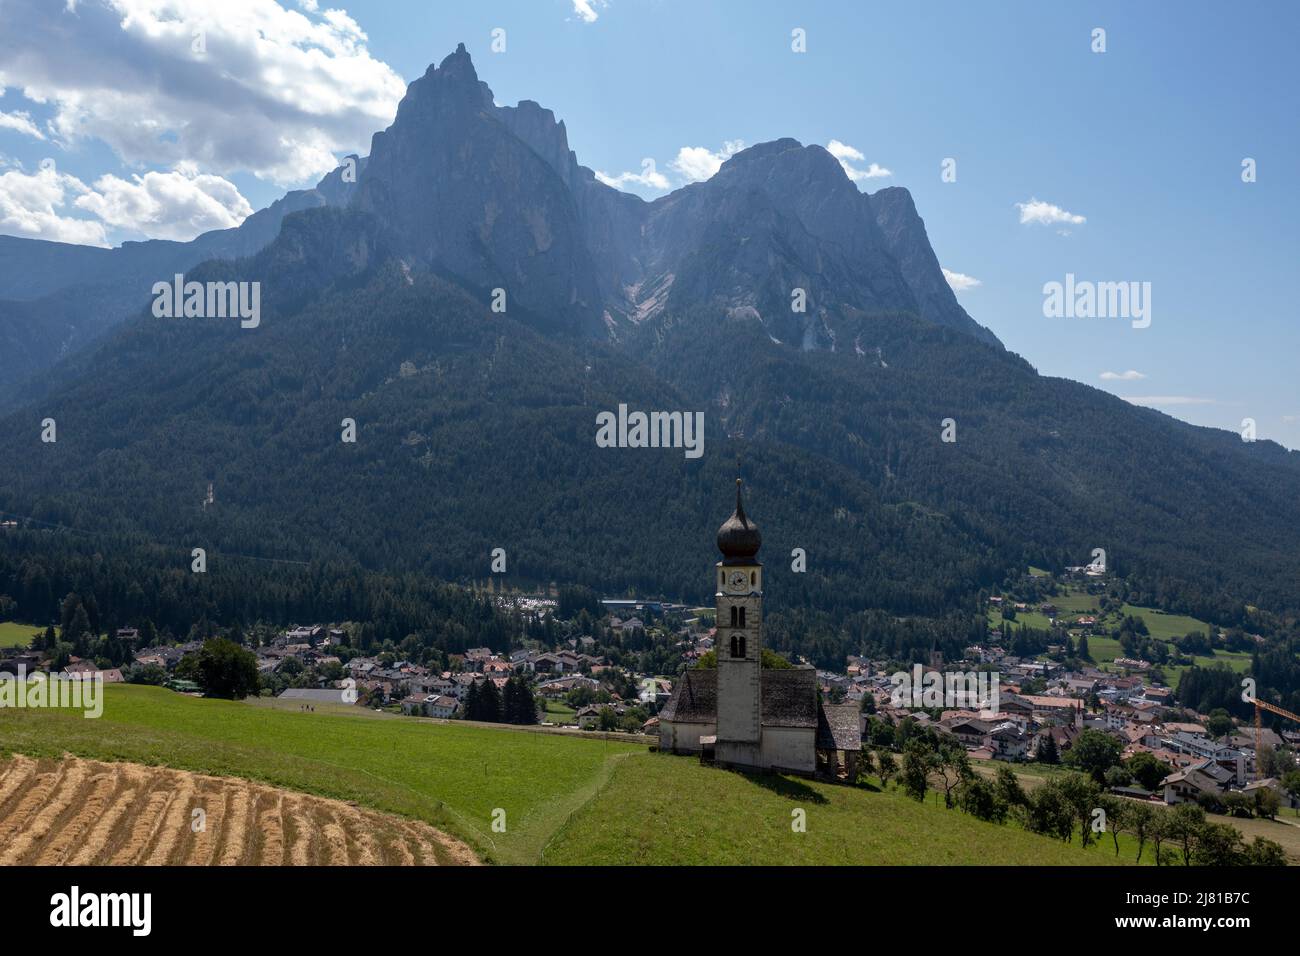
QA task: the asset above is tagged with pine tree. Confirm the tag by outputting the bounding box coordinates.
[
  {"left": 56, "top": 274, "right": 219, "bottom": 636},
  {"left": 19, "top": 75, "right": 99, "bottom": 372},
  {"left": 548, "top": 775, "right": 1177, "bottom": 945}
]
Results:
[
  {"left": 478, "top": 678, "right": 502, "bottom": 723},
  {"left": 507, "top": 678, "right": 538, "bottom": 725}
]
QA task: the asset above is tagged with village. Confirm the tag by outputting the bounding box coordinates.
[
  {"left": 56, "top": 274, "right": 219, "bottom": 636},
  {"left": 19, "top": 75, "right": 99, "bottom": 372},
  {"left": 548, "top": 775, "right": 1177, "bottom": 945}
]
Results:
[{"left": 2, "top": 568, "right": 1297, "bottom": 827}]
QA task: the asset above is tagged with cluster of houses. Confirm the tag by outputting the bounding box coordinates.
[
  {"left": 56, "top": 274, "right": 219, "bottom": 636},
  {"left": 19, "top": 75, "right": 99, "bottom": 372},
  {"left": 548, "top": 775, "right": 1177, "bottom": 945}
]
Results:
[
  {"left": 0, "top": 626, "right": 139, "bottom": 685},
  {"left": 253, "top": 627, "right": 671, "bottom": 731},
  {"left": 856, "top": 650, "right": 1297, "bottom": 808}
]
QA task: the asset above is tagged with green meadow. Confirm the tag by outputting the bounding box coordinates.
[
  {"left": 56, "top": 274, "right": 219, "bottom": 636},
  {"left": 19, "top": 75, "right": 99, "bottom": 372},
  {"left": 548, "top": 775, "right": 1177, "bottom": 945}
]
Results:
[
  {"left": 0, "top": 621, "right": 48, "bottom": 648},
  {"left": 0, "top": 684, "right": 1149, "bottom": 866},
  {"left": 541, "top": 699, "right": 577, "bottom": 724},
  {"left": 542, "top": 751, "right": 1140, "bottom": 865},
  {"left": 0, "top": 684, "right": 639, "bottom": 864},
  {"left": 1120, "top": 604, "right": 1212, "bottom": 641}
]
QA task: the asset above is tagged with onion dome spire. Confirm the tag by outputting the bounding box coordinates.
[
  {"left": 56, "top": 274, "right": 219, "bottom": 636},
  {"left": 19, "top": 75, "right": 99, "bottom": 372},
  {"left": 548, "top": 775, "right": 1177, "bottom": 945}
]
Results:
[{"left": 716, "top": 478, "right": 761, "bottom": 563}]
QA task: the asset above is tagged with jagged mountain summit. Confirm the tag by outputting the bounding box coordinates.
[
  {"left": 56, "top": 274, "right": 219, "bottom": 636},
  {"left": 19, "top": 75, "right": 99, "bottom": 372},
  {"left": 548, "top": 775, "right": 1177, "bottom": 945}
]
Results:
[
  {"left": 0, "top": 43, "right": 998, "bottom": 405},
  {"left": 349, "top": 43, "right": 999, "bottom": 347}
]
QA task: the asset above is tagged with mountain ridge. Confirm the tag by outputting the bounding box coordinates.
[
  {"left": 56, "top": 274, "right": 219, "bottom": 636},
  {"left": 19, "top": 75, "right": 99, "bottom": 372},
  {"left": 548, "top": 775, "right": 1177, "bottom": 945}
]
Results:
[{"left": 1, "top": 45, "right": 1297, "bottom": 637}]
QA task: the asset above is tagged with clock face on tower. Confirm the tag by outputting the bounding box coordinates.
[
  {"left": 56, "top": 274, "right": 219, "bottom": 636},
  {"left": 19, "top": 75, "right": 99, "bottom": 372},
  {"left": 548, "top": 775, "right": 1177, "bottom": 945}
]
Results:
[{"left": 727, "top": 570, "right": 749, "bottom": 593}]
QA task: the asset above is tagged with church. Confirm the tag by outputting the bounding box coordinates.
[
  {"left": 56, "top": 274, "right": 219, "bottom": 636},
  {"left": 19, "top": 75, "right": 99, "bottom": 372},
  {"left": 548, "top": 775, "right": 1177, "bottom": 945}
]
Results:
[{"left": 658, "top": 480, "right": 862, "bottom": 778}]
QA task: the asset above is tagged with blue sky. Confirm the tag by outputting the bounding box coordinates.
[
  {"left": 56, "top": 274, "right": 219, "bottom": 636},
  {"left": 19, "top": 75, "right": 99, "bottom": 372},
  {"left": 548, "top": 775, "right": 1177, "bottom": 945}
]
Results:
[{"left": 1, "top": 0, "right": 1296, "bottom": 447}]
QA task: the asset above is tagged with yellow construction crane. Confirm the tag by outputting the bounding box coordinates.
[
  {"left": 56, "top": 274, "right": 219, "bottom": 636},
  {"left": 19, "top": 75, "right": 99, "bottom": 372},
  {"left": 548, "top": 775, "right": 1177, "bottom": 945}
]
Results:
[{"left": 1253, "top": 698, "right": 1300, "bottom": 781}]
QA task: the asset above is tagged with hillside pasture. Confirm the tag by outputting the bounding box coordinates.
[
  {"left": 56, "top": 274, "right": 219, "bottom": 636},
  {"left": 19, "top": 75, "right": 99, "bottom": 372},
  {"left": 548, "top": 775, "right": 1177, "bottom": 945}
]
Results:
[{"left": 0, "top": 684, "right": 640, "bottom": 864}]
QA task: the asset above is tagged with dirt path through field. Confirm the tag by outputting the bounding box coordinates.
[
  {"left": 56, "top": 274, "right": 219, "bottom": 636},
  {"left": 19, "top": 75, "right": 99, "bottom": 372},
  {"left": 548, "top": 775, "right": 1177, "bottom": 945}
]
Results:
[{"left": 0, "top": 754, "right": 478, "bottom": 865}]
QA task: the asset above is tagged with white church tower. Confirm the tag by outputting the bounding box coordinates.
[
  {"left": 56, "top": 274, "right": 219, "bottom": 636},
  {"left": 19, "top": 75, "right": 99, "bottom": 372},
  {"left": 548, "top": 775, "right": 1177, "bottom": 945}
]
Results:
[{"left": 714, "top": 478, "right": 763, "bottom": 767}]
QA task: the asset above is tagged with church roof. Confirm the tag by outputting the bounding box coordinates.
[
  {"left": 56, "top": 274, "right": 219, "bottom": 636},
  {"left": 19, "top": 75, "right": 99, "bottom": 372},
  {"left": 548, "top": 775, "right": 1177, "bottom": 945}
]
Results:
[
  {"left": 816, "top": 703, "right": 863, "bottom": 751},
  {"left": 659, "top": 668, "right": 716, "bottom": 724},
  {"left": 762, "top": 669, "right": 819, "bottom": 728},
  {"left": 658, "top": 667, "right": 819, "bottom": 729}
]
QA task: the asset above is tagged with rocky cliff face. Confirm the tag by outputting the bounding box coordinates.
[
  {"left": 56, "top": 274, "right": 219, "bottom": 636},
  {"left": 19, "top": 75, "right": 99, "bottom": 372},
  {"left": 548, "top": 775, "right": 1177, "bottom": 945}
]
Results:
[
  {"left": 352, "top": 44, "right": 604, "bottom": 336},
  {"left": 348, "top": 46, "right": 999, "bottom": 350},
  {"left": 871, "top": 186, "right": 1000, "bottom": 347}
]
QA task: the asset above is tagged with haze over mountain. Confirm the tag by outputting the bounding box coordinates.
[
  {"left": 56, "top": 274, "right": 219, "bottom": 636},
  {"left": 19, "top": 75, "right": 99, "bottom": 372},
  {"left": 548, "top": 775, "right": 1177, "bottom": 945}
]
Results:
[{"left": 2, "top": 45, "right": 1298, "bottom": 637}]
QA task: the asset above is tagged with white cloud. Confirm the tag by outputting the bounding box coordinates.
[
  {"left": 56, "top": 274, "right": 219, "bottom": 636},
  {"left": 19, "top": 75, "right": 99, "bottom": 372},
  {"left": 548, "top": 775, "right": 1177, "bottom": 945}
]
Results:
[
  {"left": 74, "top": 164, "right": 253, "bottom": 241},
  {"left": 1100, "top": 369, "right": 1146, "bottom": 381},
  {"left": 1122, "top": 396, "right": 1216, "bottom": 407},
  {"left": 0, "top": 0, "right": 407, "bottom": 186},
  {"left": 941, "top": 268, "right": 981, "bottom": 292},
  {"left": 0, "top": 165, "right": 108, "bottom": 245},
  {"left": 1016, "top": 197, "right": 1086, "bottom": 226},
  {"left": 826, "top": 139, "right": 891, "bottom": 182},
  {"left": 595, "top": 163, "right": 670, "bottom": 191},
  {"left": 0, "top": 110, "right": 45, "bottom": 139},
  {"left": 669, "top": 140, "right": 744, "bottom": 182},
  {"left": 572, "top": 0, "right": 606, "bottom": 23},
  {"left": 0, "top": 159, "right": 252, "bottom": 245}
]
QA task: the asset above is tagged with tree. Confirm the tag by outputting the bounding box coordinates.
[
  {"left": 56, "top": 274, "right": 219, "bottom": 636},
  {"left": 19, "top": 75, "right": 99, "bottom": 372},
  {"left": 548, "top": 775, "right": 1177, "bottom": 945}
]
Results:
[
  {"left": 502, "top": 677, "right": 538, "bottom": 725},
  {"left": 1125, "top": 751, "right": 1172, "bottom": 791},
  {"left": 1253, "top": 787, "right": 1280, "bottom": 821},
  {"left": 474, "top": 679, "right": 503, "bottom": 723},
  {"left": 1205, "top": 708, "right": 1234, "bottom": 739},
  {"left": 994, "top": 765, "right": 1027, "bottom": 808},
  {"left": 1098, "top": 794, "right": 1126, "bottom": 856},
  {"left": 958, "top": 776, "right": 1007, "bottom": 822},
  {"left": 1064, "top": 728, "right": 1123, "bottom": 785},
  {"left": 1055, "top": 772, "right": 1103, "bottom": 848},
  {"left": 901, "top": 740, "right": 931, "bottom": 802},
  {"left": 1034, "top": 733, "right": 1059, "bottom": 765},
  {"left": 1191, "top": 821, "right": 1245, "bottom": 866},
  {"left": 1165, "top": 803, "right": 1206, "bottom": 866},
  {"left": 1222, "top": 790, "right": 1252, "bottom": 818},
  {"left": 1242, "top": 836, "right": 1287, "bottom": 866},
  {"left": 175, "top": 652, "right": 201, "bottom": 683},
  {"left": 1281, "top": 770, "right": 1300, "bottom": 808},
  {"left": 855, "top": 749, "right": 875, "bottom": 785},
  {"left": 196, "top": 637, "right": 259, "bottom": 700},
  {"left": 1024, "top": 779, "right": 1075, "bottom": 843},
  {"left": 126, "top": 663, "right": 167, "bottom": 686},
  {"left": 875, "top": 749, "right": 897, "bottom": 788},
  {"left": 1148, "top": 810, "right": 1169, "bottom": 866},
  {"left": 934, "top": 742, "right": 972, "bottom": 809},
  {"left": 1105, "top": 764, "right": 1133, "bottom": 788},
  {"left": 1127, "top": 802, "right": 1156, "bottom": 863}
]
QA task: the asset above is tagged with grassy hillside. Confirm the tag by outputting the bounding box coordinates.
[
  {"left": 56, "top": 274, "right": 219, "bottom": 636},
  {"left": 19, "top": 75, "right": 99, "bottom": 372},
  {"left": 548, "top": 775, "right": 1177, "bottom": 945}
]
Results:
[
  {"left": 542, "top": 751, "right": 1138, "bottom": 865},
  {"left": 0, "top": 684, "right": 639, "bottom": 864},
  {"left": 0, "top": 685, "right": 1150, "bottom": 866}
]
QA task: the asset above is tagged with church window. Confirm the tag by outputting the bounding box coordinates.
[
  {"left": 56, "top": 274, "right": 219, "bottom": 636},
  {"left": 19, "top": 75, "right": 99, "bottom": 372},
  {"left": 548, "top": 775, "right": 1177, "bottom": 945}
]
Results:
[
  {"left": 730, "top": 634, "right": 746, "bottom": 658},
  {"left": 729, "top": 605, "right": 739, "bottom": 627},
  {"left": 738, "top": 607, "right": 746, "bottom": 627}
]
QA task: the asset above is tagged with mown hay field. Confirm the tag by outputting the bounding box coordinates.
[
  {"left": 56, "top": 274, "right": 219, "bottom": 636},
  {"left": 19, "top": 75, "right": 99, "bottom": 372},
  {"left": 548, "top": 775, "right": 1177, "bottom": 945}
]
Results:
[{"left": 0, "top": 753, "right": 476, "bottom": 865}]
